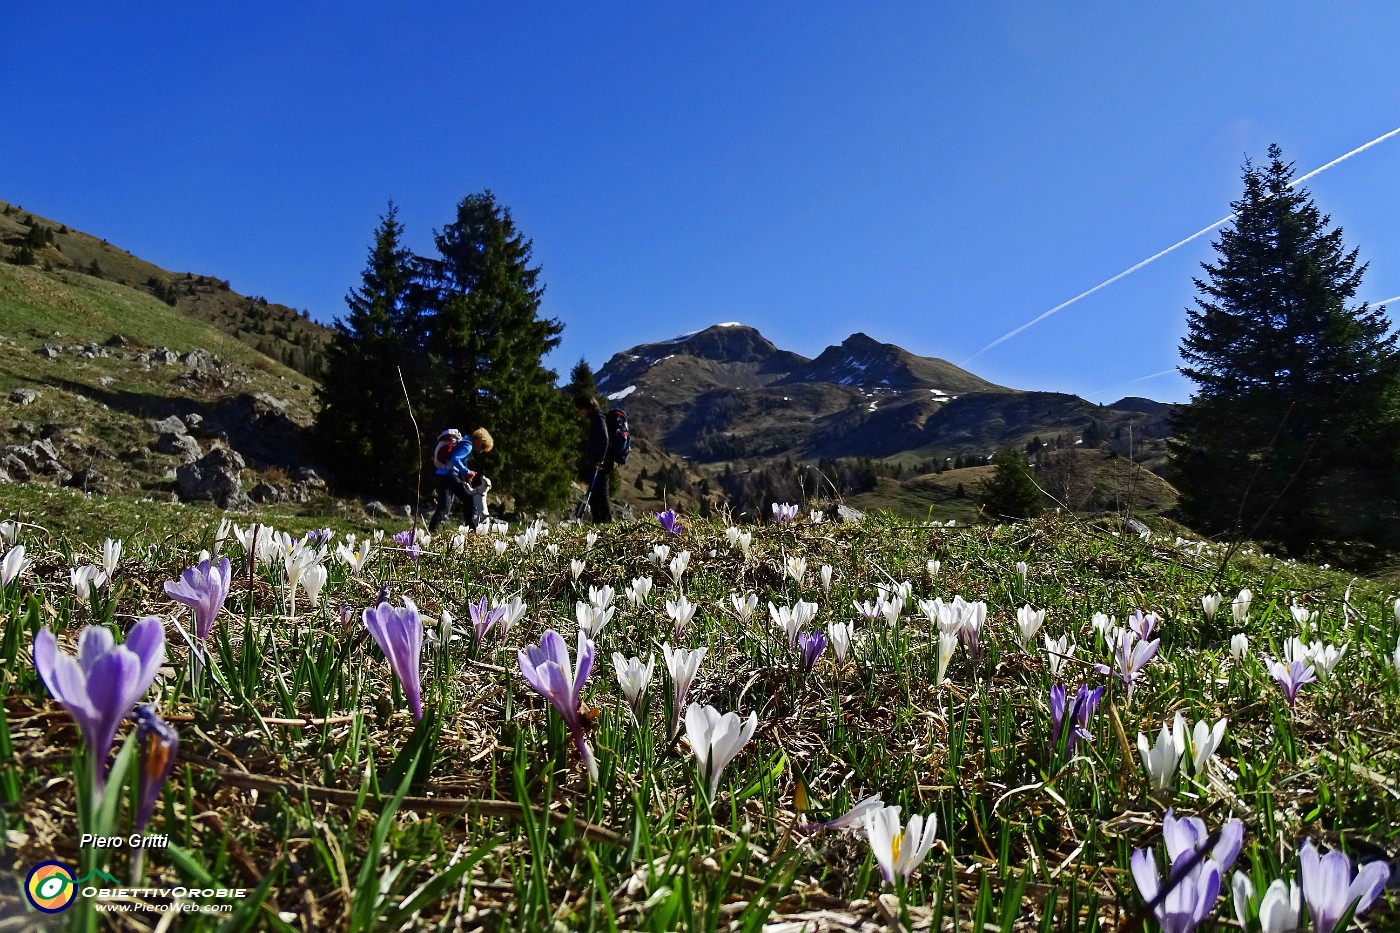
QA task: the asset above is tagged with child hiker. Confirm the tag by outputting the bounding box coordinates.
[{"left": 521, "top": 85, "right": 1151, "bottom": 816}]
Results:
[{"left": 429, "top": 427, "right": 494, "bottom": 532}]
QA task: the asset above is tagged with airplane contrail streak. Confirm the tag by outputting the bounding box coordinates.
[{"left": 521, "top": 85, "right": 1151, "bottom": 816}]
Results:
[
  {"left": 1372, "top": 294, "right": 1400, "bottom": 307},
  {"left": 1083, "top": 368, "right": 1179, "bottom": 399},
  {"left": 962, "top": 125, "right": 1400, "bottom": 365}
]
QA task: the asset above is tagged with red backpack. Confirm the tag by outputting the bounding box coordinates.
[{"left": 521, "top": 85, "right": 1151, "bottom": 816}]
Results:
[{"left": 433, "top": 430, "right": 463, "bottom": 469}]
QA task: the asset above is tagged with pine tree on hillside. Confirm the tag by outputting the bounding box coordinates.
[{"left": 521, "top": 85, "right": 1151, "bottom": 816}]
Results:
[
  {"left": 1169, "top": 145, "right": 1400, "bottom": 554},
  {"left": 314, "top": 203, "right": 425, "bottom": 500},
  {"left": 978, "top": 448, "right": 1044, "bottom": 520},
  {"left": 563, "top": 357, "right": 600, "bottom": 479},
  {"left": 423, "top": 191, "right": 573, "bottom": 512}
]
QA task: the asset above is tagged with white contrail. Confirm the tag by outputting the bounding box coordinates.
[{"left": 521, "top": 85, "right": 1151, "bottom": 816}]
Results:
[
  {"left": 1372, "top": 294, "right": 1400, "bottom": 307},
  {"left": 1083, "top": 368, "right": 1178, "bottom": 399},
  {"left": 963, "top": 125, "right": 1400, "bottom": 365}
]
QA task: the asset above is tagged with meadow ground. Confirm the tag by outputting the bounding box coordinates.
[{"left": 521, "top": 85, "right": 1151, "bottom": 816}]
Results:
[{"left": 1, "top": 492, "right": 1397, "bottom": 931}]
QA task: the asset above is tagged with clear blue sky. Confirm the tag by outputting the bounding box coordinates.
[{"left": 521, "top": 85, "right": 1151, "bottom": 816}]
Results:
[{"left": 6, "top": 3, "right": 1400, "bottom": 403}]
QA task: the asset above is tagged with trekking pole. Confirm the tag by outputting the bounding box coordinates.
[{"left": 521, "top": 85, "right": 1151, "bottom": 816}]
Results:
[{"left": 578, "top": 467, "right": 600, "bottom": 522}]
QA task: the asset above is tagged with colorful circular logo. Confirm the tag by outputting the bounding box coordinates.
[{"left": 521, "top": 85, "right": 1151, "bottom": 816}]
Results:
[{"left": 25, "top": 861, "right": 77, "bottom": 913}]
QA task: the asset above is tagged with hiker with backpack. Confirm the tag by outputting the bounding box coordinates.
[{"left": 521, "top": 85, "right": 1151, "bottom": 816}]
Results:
[
  {"left": 573, "top": 395, "right": 629, "bottom": 523},
  {"left": 428, "top": 427, "right": 494, "bottom": 532}
]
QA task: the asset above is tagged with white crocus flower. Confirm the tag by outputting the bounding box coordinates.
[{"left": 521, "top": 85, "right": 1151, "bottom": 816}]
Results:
[
  {"left": 668, "top": 551, "right": 690, "bottom": 585},
  {"left": 300, "top": 563, "right": 328, "bottom": 607},
  {"left": 729, "top": 592, "right": 758, "bottom": 622},
  {"left": 627, "top": 576, "right": 653, "bottom": 607},
  {"left": 1231, "top": 874, "right": 1302, "bottom": 933},
  {"left": 1, "top": 545, "right": 30, "bottom": 587},
  {"left": 809, "top": 510, "right": 824, "bottom": 524},
  {"left": 1289, "top": 603, "right": 1314, "bottom": 630},
  {"left": 1391, "top": 638, "right": 1400, "bottom": 673},
  {"left": 1282, "top": 637, "right": 1311, "bottom": 667},
  {"left": 650, "top": 544, "right": 671, "bottom": 566},
  {"left": 1172, "top": 712, "right": 1226, "bottom": 776},
  {"left": 576, "top": 601, "right": 614, "bottom": 638},
  {"left": 1201, "top": 593, "right": 1222, "bottom": 621},
  {"left": 546, "top": 543, "right": 559, "bottom": 559},
  {"left": 785, "top": 555, "right": 806, "bottom": 585},
  {"left": 1230, "top": 633, "right": 1249, "bottom": 661},
  {"left": 926, "top": 559, "right": 941, "bottom": 580},
  {"left": 879, "top": 596, "right": 904, "bottom": 627},
  {"left": 769, "top": 602, "right": 804, "bottom": 647},
  {"left": 588, "top": 584, "right": 615, "bottom": 611},
  {"left": 862, "top": 805, "right": 939, "bottom": 885},
  {"left": 0, "top": 521, "right": 18, "bottom": 547},
  {"left": 829, "top": 620, "right": 854, "bottom": 665},
  {"left": 1307, "top": 641, "right": 1346, "bottom": 679},
  {"left": 70, "top": 565, "right": 107, "bottom": 600},
  {"left": 685, "top": 703, "right": 758, "bottom": 799},
  {"left": 492, "top": 539, "right": 509, "bottom": 557},
  {"left": 1016, "top": 605, "right": 1045, "bottom": 650},
  {"left": 585, "top": 531, "right": 597, "bottom": 551},
  {"left": 570, "top": 559, "right": 585, "bottom": 581},
  {"left": 820, "top": 563, "right": 833, "bottom": 594},
  {"left": 663, "top": 644, "right": 707, "bottom": 739},
  {"left": 665, "top": 595, "right": 696, "bottom": 640},
  {"left": 1091, "top": 612, "right": 1117, "bottom": 640},
  {"left": 1232, "top": 588, "right": 1252, "bottom": 623},
  {"left": 935, "top": 630, "right": 958, "bottom": 685},
  {"left": 497, "top": 596, "right": 526, "bottom": 638},
  {"left": 100, "top": 538, "right": 122, "bottom": 577},
  {"left": 723, "top": 526, "right": 740, "bottom": 548},
  {"left": 1394, "top": 597, "right": 1400, "bottom": 625},
  {"left": 1137, "top": 722, "right": 1184, "bottom": 791},
  {"left": 1043, "top": 633, "right": 1075, "bottom": 676},
  {"left": 1015, "top": 561, "right": 1028, "bottom": 589},
  {"left": 737, "top": 530, "right": 752, "bottom": 558},
  {"left": 612, "top": 652, "right": 655, "bottom": 719}
]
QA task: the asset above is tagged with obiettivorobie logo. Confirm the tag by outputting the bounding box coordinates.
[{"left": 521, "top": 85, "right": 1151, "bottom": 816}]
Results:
[{"left": 24, "top": 862, "right": 119, "bottom": 913}]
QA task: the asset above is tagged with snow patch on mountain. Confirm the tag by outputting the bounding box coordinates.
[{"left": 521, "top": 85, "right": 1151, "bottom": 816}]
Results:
[{"left": 607, "top": 385, "right": 637, "bottom": 401}]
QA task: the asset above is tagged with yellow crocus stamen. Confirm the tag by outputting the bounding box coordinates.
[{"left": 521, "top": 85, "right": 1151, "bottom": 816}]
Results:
[{"left": 891, "top": 830, "right": 904, "bottom": 867}]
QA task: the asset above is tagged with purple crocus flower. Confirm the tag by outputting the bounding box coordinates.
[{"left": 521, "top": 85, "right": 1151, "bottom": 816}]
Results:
[
  {"left": 1129, "top": 610, "right": 1160, "bottom": 641},
  {"left": 163, "top": 557, "right": 232, "bottom": 642},
  {"left": 518, "top": 629, "right": 598, "bottom": 781},
  {"left": 1266, "top": 657, "right": 1317, "bottom": 712},
  {"left": 1162, "top": 809, "right": 1243, "bottom": 873},
  {"left": 771, "top": 502, "right": 799, "bottom": 524},
  {"left": 467, "top": 595, "right": 507, "bottom": 643},
  {"left": 132, "top": 704, "right": 178, "bottom": 833},
  {"left": 655, "top": 509, "right": 683, "bottom": 535},
  {"left": 33, "top": 618, "right": 165, "bottom": 787},
  {"left": 798, "top": 630, "right": 827, "bottom": 673},
  {"left": 1298, "top": 839, "right": 1391, "bottom": 933},
  {"left": 392, "top": 530, "right": 422, "bottom": 561},
  {"left": 1131, "top": 847, "right": 1222, "bottom": 933},
  {"left": 1094, "top": 628, "right": 1159, "bottom": 704},
  {"left": 1049, "top": 683, "right": 1104, "bottom": 755},
  {"left": 1130, "top": 809, "right": 1243, "bottom": 933},
  {"left": 304, "top": 528, "right": 333, "bottom": 547},
  {"left": 363, "top": 598, "right": 425, "bottom": 721}
]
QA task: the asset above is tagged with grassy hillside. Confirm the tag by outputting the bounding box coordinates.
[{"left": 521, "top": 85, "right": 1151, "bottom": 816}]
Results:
[
  {"left": 0, "top": 259, "right": 320, "bottom": 499},
  {"left": 0, "top": 198, "right": 331, "bottom": 375}
]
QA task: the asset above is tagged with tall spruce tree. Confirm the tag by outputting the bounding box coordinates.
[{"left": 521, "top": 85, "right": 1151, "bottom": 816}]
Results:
[
  {"left": 563, "top": 357, "right": 600, "bottom": 479},
  {"left": 1169, "top": 145, "right": 1400, "bottom": 554},
  {"left": 423, "top": 191, "right": 574, "bottom": 512},
  {"left": 314, "top": 203, "right": 425, "bottom": 500}
]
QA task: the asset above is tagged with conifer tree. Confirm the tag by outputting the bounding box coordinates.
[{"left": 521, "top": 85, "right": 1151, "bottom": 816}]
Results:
[
  {"left": 1169, "top": 145, "right": 1400, "bottom": 553},
  {"left": 315, "top": 203, "right": 425, "bottom": 500},
  {"left": 423, "top": 191, "right": 573, "bottom": 512},
  {"left": 978, "top": 448, "right": 1044, "bottom": 520}
]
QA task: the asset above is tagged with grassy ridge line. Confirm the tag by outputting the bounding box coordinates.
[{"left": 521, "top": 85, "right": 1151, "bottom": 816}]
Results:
[{"left": 0, "top": 197, "right": 330, "bottom": 375}]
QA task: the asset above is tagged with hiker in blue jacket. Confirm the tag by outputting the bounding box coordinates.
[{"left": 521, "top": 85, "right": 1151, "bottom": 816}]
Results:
[{"left": 429, "top": 427, "right": 494, "bottom": 532}]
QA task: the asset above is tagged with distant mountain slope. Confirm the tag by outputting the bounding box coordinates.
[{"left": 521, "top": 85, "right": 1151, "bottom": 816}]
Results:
[
  {"left": 596, "top": 323, "right": 1169, "bottom": 469},
  {"left": 0, "top": 198, "right": 331, "bottom": 376}
]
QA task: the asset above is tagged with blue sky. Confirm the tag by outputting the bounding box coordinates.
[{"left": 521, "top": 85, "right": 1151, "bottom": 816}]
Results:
[{"left": 5, "top": 3, "right": 1400, "bottom": 403}]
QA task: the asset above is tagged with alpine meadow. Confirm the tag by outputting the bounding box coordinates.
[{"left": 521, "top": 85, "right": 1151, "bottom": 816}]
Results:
[{"left": 5, "top": 8, "right": 1400, "bottom": 930}]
